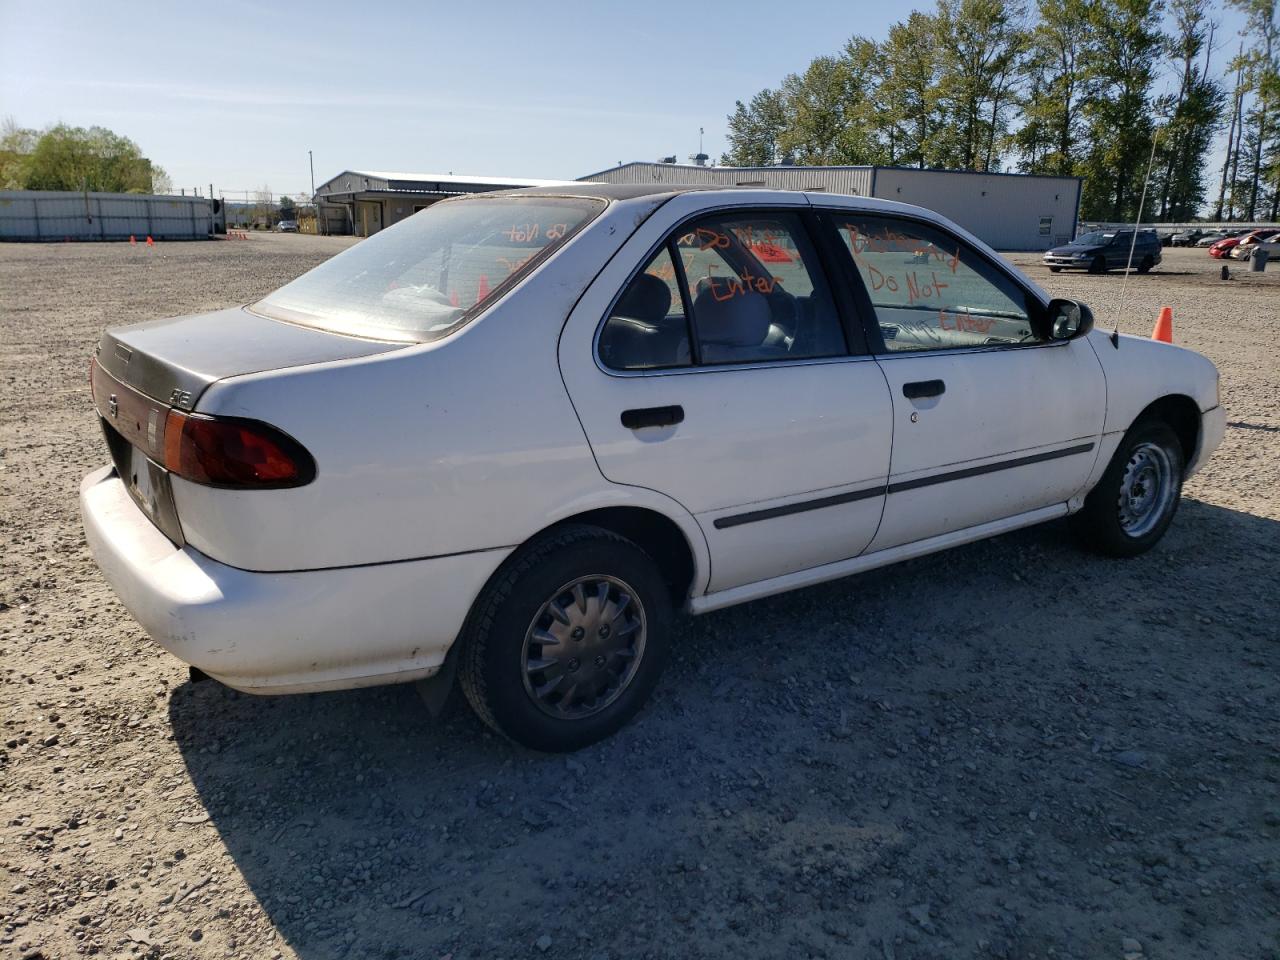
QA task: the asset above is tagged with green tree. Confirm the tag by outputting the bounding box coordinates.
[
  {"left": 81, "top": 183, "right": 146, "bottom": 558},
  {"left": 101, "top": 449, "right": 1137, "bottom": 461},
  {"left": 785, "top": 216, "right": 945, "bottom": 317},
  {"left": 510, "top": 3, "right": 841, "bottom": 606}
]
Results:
[
  {"left": 21, "top": 124, "right": 165, "bottom": 193},
  {"left": 1155, "top": 0, "right": 1226, "bottom": 220},
  {"left": 721, "top": 88, "right": 788, "bottom": 166},
  {"left": 877, "top": 11, "right": 950, "bottom": 168},
  {"left": 1226, "top": 0, "right": 1279, "bottom": 219},
  {"left": 1014, "top": 0, "right": 1092, "bottom": 176},
  {"left": 1, "top": 117, "right": 38, "bottom": 189},
  {"left": 1077, "top": 0, "right": 1164, "bottom": 220},
  {"left": 934, "top": 0, "right": 1029, "bottom": 171},
  {"left": 777, "top": 53, "right": 883, "bottom": 164},
  {"left": 279, "top": 195, "right": 297, "bottom": 219}
]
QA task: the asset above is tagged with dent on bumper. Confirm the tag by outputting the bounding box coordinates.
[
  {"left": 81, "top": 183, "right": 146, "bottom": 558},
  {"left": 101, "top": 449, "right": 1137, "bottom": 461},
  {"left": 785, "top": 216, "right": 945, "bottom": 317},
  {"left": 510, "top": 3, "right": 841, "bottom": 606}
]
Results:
[{"left": 79, "top": 466, "right": 511, "bottom": 694}]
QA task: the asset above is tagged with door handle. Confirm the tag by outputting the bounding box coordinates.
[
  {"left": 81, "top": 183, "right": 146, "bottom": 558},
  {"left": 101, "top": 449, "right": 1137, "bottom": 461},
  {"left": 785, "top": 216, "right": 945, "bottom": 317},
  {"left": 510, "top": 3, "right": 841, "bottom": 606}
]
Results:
[
  {"left": 621, "top": 405, "right": 685, "bottom": 429},
  {"left": 903, "top": 379, "right": 946, "bottom": 399}
]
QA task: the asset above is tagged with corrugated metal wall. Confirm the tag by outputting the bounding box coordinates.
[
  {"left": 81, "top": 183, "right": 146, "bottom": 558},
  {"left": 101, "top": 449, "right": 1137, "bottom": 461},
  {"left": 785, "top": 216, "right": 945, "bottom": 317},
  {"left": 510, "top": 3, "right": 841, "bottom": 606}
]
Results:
[
  {"left": 0, "top": 191, "right": 213, "bottom": 241},
  {"left": 580, "top": 163, "right": 1078, "bottom": 251},
  {"left": 582, "top": 163, "right": 876, "bottom": 196},
  {"left": 870, "top": 168, "right": 1080, "bottom": 251}
]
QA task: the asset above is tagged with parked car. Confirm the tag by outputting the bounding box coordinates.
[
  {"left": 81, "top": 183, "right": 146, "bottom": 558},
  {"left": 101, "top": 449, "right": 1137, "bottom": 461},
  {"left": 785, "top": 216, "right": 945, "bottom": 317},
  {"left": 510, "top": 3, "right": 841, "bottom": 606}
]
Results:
[
  {"left": 1042, "top": 228, "right": 1163, "bottom": 273},
  {"left": 277, "top": 219, "right": 299, "bottom": 233},
  {"left": 1195, "top": 231, "right": 1230, "bottom": 247},
  {"left": 1169, "top": 229, "right": 1204, "bottom": 247},
  {"left": 1222, "top": 230, "right": 1277, "bottom": 259},
  {"left": 81, "top": 185, "right": 1225, "bottom": 751},
  {"left": 1233, "top": 232, "right": 1280, "bottom": 260}
]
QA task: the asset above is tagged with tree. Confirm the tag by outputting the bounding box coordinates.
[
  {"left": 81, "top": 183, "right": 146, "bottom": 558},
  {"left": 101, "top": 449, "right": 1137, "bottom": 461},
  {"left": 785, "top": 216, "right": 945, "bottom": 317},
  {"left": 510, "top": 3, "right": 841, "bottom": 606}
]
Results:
[
  {"left": 722, "top": 89, "right": 788, "bottom": 166},
  {"left": 1077, "top": 0, "right": 1164, "bottom": 220},
  {"left": 877, "top": 11, "right": 950, "bottom": 168},
  {"left": 933, "top": 0, "right": 1029, "bottom": 171},
  {"left": 777, "top": 53, "right": 883, "bottom": 164},
  {"left": 1226, "top": 0, "right": 1279, "bottom": 219},
  {"left": 21, "top": 124, "right": 165, "bottom": 193},
  {"left": 1015, "top": 0, "right": 1092, "bottom": 176},
  {"left": 0, "top": 117, "right": 37, "bottom": 189},
  {"left": 279, "top": 195, "right": 297, "bottom": 219}
]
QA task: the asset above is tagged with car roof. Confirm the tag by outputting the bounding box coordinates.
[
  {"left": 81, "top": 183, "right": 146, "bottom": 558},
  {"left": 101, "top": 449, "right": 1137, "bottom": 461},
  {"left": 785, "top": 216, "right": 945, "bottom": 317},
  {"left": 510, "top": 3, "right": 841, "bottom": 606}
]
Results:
[{"left": 468, "top": 182, "right": 959, "bottom": 221}]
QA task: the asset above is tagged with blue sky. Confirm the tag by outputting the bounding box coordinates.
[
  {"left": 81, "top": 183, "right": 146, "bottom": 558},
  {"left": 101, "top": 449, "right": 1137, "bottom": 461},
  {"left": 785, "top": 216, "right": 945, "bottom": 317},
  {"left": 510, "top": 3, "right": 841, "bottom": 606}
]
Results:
[{"left": 0, "top": 0, "right": 1250, "bottom": 200}]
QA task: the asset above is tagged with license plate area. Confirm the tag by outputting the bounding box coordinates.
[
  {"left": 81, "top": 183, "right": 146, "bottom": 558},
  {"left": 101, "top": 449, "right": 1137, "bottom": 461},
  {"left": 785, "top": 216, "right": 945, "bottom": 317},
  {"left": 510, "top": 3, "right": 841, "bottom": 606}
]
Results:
[{"left": 101, "top": 419, "right": 185, "bottom": 547}]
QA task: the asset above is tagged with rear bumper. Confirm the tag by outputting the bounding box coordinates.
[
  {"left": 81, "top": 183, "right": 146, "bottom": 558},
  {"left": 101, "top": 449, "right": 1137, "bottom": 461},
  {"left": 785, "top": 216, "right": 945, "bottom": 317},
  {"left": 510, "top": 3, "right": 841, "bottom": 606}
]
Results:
[{"left": 80, "top": 466, "right": 511, "bottom": 694}]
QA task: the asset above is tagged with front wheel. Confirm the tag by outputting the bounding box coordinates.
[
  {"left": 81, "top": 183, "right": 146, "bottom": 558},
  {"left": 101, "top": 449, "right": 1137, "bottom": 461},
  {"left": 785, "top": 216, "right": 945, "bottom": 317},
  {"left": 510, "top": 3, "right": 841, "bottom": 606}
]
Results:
[
  {"left": 1048, "top": 266, "right": 1062, "bottom": 273},
  {"left": 455, "top": 525, "right": 672, "bottom": 752},
  {"left": 1089, "top": 255, "right": 1106, "bottom": 274},
  {"left": 1072, "top": 420, "right": 1185, "bottom": 557}
]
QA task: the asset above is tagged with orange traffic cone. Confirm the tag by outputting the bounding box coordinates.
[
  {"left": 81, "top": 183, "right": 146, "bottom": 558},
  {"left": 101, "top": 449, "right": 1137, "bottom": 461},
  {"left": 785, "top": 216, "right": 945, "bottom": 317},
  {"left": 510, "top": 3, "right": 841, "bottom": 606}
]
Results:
[
  {"left": 475, "top": 274, "right": 490, "bottom": 304},
  {"left": 129, "top": 235, "right": 136, "bottom": 246},
  {"left": 1151, "top": 306, "right": 1173, "bottom": 343},
  {"left": 145, "top": 235, "right": 155, "bottom": 247},
  {"left": 449, "top": 290, "right": 459, "bottom": 307}
]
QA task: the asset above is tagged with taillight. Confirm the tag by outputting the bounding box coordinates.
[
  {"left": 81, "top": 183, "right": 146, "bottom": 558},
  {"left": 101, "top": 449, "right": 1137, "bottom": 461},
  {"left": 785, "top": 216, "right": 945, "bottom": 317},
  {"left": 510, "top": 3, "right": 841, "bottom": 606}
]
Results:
[{"left": 163, "top": 410, "right": 315, "bottom": 489}]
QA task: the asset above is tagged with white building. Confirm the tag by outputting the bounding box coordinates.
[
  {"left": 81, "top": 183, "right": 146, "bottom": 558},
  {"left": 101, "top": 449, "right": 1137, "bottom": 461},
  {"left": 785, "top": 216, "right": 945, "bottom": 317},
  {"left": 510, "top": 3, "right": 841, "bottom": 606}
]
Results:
[{"left": 578, "top": 162, "right": 1081, "bottom": 251}]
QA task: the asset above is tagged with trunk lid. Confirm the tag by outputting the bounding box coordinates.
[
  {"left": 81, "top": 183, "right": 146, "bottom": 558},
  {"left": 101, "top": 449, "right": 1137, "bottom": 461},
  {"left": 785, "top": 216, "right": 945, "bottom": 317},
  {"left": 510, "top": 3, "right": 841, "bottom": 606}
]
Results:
[
  {"left": 95, "top": 306, "right": 404, "bottom": 409},
  {"left": 92, "top": 307, "right": 404, "bottom": 545}
]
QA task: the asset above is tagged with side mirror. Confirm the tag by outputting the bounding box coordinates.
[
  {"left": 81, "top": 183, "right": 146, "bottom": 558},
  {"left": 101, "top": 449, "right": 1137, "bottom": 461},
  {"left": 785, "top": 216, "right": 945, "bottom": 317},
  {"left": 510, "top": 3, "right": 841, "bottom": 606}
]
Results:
[{"left": 1046, "top": 298, "right": 1093, "bottom": 341}]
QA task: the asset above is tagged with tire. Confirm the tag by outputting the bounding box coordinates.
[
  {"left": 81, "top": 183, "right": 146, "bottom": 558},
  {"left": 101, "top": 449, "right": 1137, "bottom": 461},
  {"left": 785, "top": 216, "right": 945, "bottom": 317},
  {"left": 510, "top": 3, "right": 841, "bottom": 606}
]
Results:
[
  {"left": 1048, "top": 266, "right": 1062, "bottom": 273},
  {"left": 1072, "top": 419, "right": 1185, "bottom": 557},
  {"left": 456, "top": 524, "right": 673, "bottom": 752},
  {"left": 1089, "top": 255, "right": 1106, "bottom": 274},
  {"left": 1138, "top": 255, "right": 1154, "bottom": 274}
]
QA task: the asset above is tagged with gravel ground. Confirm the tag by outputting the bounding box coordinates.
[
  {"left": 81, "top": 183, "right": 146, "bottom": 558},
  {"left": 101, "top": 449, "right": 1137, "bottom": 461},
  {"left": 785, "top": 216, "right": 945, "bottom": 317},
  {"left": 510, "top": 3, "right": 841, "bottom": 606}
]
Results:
[{"left": 1, "top": 235, "right": 1278, "bottom": 960}]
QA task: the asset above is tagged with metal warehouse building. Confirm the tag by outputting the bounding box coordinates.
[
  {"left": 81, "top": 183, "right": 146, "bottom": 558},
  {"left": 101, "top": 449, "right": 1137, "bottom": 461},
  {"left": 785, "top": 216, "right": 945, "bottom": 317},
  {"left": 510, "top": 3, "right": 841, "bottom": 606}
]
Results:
[
  {"left": 578, "top": 162, "right": 1081, "bottom": 251},
  {"left": 313, "top": 170, "right": 576, "bottom": 236},
  {"left": 0, "top": 190, "right": 214, "bottom": 241}
]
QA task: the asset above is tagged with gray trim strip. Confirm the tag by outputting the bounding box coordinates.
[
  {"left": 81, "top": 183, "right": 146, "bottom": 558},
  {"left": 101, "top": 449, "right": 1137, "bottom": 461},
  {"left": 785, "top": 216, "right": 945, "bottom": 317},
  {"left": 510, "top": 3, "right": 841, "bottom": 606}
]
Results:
[
  {"left": 712, "top": 442, "right": 1095, "bottom": 530},
  {"left": 713, "top": 484, "right": 884, "bottom": 529},
  {"left": 885, "top": 442, "right": 1095, "bottom": 494}
]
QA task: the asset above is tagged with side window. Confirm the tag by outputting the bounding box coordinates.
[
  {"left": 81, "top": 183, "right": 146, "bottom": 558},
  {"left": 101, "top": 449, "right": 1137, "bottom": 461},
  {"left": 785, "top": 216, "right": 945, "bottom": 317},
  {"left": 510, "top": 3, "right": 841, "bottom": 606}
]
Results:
[
  {"left": 676, "top": 212, "right": 845, "bottom": 364},
  {"left": 599, "top": 246, "right": 692, "bottom": 371},
  {"left": 834, "top": 215, "right": 1040, "bottom": 352}
]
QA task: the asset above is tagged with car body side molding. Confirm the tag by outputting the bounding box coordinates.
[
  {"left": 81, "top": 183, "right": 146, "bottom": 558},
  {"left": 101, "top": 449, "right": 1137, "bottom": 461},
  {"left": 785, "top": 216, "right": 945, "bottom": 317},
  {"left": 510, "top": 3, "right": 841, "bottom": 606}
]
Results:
[{"left": 712, "top": 442, "right": 1095, "bottom": 530}]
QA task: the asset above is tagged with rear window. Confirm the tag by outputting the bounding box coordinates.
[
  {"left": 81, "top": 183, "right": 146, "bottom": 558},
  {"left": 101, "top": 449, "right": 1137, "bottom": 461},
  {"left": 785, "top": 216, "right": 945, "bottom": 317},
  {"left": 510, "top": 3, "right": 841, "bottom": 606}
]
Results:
[{"left": 255, "top": 196, "right": 603, "bottom": 342}]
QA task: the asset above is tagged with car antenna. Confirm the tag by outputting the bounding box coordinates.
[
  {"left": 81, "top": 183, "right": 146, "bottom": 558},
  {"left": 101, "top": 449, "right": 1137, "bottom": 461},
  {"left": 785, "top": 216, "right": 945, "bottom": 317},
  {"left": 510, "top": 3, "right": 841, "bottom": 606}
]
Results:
[{"left": 1111, "top": 124, "right": 1162, "bottom": 350}]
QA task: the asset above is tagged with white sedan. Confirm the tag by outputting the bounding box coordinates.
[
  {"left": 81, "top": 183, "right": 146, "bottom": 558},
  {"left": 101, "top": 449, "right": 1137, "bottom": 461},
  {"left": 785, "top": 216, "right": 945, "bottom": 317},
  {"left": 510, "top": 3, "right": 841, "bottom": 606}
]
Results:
[{"left": 81, "top": 185, "right": 1225, "bottom": 751}]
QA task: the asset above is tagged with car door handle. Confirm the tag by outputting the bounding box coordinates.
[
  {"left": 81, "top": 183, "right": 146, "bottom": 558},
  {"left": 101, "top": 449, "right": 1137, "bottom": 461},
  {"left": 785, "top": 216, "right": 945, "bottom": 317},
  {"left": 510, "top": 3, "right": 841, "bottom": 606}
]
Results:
[
  {"left": 902, "top": 380, "right": 946, "bottom": 399},
  {"left": 620, "top": 405, "right": 685, "bottom": 429}
]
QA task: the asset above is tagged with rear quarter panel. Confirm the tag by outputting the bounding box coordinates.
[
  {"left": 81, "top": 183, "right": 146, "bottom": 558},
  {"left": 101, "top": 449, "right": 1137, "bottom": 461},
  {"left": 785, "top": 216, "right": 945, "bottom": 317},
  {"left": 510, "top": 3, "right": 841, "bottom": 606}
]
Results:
[{"left": 173, "top": 195, "right": 710, "bottom": 575}]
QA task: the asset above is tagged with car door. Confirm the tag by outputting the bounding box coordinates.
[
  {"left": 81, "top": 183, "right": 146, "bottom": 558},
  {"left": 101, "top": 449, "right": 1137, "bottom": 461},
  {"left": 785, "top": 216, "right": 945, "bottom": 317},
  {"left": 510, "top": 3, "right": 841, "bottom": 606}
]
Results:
[
  {"left": 1107, "top": 231, "right": 1134, "bottom": 269},
  {"left": 819, "top": 207, "right": 1106, "bottom": 552},
  {"left": 558, "top": 194, "right": 893, "bottom": 594}
]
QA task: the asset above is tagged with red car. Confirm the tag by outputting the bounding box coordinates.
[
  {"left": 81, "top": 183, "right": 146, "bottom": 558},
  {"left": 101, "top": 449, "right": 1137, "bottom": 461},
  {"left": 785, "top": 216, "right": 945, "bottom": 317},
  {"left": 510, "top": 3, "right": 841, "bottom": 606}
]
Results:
[{"left": 1209, "top": 230, "right": 1266, "bottom": 258}]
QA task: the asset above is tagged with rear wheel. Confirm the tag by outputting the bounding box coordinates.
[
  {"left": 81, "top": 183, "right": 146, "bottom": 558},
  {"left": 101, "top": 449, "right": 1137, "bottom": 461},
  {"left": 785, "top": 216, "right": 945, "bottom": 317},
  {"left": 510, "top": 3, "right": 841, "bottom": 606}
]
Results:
[
  {"left": 1089, "top": 255, "right": 1106, "bottom": 274},
  {"left": 1138, "top": 255, "right": 1154, "bottom": 274},
  {"left": 456, "top": 524, "right": 672, "bottom": 752},
  {"left": 1072, "top": 420, "right": 1184, "bottom": 557}
]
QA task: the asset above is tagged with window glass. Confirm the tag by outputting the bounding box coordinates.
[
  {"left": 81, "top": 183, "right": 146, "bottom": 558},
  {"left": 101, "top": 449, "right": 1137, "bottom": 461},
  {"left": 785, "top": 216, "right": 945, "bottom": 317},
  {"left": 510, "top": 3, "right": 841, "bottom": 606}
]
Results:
[
  {"left": 834, "top": 216, "right": 1040, "bottom": 352},
  {"left": 256, "top": 197, "right": 602, "bottom": 342},
  {"left": 599, "top": 247, "right": 692, "bottom": 370},
  {"left": 676, "top": 212, "right": 845, "bottom": 364}
]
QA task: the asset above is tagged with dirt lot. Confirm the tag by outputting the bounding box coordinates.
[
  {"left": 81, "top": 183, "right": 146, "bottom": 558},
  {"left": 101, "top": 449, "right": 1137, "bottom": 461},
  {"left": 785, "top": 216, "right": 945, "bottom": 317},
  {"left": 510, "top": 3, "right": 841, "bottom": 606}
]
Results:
[{"left": 1, "top": 235, "right": 1277, "bottom": 960}]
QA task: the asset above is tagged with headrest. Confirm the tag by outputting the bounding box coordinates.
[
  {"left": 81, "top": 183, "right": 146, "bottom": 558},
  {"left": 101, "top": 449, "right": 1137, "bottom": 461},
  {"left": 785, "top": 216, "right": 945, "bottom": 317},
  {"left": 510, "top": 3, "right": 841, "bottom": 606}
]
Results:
[
  {"left": 693, "top": 284, "right": 772, "bottom": 347},
  {"left": 614, "top": 272, "right": 671, "bottom": 324}
]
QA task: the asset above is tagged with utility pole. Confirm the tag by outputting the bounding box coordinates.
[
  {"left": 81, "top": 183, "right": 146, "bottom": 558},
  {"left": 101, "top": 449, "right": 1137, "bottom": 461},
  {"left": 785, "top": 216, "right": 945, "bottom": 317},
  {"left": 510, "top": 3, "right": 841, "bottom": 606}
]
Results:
[{"left": 308, "top": 150, "right": 315, "bottom": 197}]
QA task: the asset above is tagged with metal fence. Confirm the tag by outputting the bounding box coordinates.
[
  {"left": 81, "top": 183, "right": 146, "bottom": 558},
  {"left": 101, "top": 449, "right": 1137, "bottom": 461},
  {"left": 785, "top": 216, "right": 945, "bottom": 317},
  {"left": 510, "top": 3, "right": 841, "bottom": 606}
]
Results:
[{"left": 0, "top": 190, "right": 213, "bottom": 241}]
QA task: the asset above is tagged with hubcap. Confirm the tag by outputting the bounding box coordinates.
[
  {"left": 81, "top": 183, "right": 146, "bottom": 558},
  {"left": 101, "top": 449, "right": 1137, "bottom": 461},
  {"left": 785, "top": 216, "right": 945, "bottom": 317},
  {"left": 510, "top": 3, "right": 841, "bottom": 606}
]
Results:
[
  {"left": 521, "top": 576, "right": 647, "bottom": 720},
  {"left": 1116, "top": 441, "right": 1176, "bottom": 538}
]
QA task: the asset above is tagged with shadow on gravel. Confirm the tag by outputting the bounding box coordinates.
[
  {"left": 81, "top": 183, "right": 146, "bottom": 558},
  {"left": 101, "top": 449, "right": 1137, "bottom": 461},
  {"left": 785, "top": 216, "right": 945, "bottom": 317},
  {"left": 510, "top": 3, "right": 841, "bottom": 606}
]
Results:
[{"left": 171, "top": 501, "right": 1280, "bottom": 960}]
